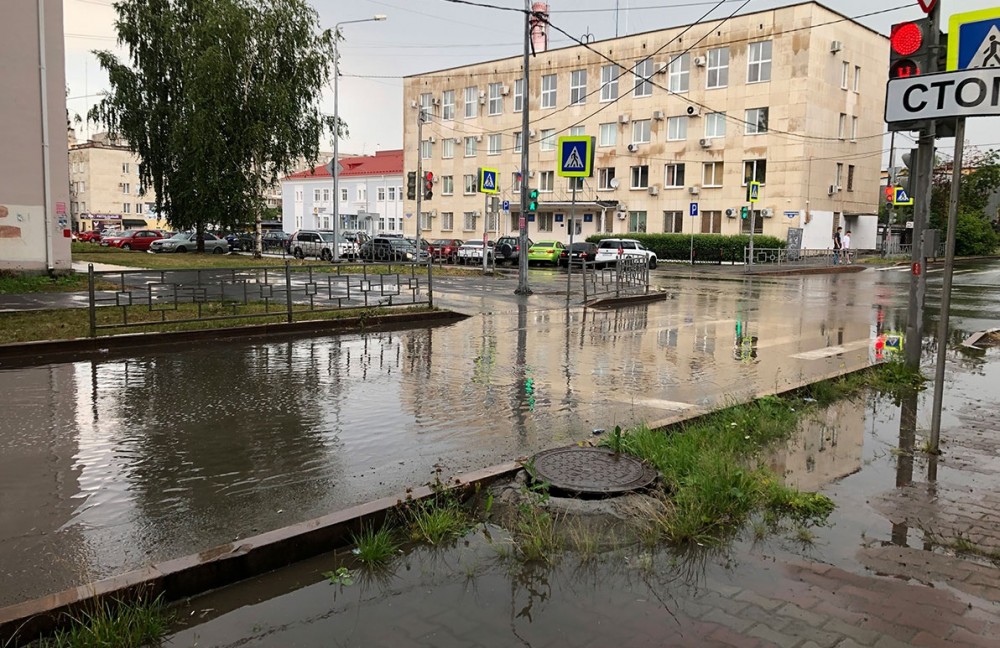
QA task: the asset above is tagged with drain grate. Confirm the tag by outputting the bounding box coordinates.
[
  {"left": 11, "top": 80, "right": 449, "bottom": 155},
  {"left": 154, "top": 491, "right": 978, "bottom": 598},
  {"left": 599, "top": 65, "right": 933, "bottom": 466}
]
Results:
[{"left": 529, "top": 446, "right": 657, "bottom": 496}]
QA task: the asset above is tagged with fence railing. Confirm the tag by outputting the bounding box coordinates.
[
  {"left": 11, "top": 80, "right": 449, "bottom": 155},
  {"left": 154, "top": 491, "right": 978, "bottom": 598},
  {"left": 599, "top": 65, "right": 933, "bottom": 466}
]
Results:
[
  {"left": 743, "top": 247, "right": 882, "bottom": 269},
  {"left": 87, "top": 261, "right": 431, "bottom": 337},
  {"left": 580, "top": 257, "right": 650, "bottom": 302}
]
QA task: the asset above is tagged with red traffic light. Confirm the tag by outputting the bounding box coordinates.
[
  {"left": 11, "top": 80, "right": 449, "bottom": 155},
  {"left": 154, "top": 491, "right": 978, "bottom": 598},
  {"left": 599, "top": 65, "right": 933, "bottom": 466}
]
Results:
[
  {"left": 889, "top": 59, "right": 921, "bottom": 79},
  {"left": 890, "top": 22, "right": 923, "bottom": 56},
  {"left": 424, "top": 172, "right": 434, "bottom": 182}
]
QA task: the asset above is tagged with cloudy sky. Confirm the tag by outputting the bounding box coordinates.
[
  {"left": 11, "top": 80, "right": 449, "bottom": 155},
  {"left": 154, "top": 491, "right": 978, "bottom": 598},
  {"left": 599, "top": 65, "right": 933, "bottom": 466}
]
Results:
[{"left": 64, "top": 0, "right": 1000, "bottom": 162}]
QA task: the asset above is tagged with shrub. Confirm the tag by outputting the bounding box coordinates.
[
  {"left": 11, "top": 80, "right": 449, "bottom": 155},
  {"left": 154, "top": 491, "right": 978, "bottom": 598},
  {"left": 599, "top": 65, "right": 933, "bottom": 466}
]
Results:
[
  {"left": 585, "top": 233, "right": 786, "bottom": 263},
  {"left": 954, "top": 211, "right": 999, "bottom": 257}
]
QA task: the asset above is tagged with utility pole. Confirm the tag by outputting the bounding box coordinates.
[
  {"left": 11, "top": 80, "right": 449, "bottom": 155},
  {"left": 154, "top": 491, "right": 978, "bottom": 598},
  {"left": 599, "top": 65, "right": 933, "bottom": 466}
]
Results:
[
  {"left": 883, "top": 131, "right": 897, "bottom": 255},
  {"left": 904, "top": 1, "right": 941, "bottom": 370},
  {"left": 515, "top": 0, "right": 532, "bottom": 296},
  {"left": 415, "top": 108, "right": 424, "bottom": 245}
]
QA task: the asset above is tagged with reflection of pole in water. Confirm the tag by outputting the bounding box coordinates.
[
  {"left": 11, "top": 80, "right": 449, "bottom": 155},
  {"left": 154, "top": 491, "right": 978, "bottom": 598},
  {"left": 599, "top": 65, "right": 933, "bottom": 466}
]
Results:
[
  {"left": 512, "top": 300, "right": 530, "bottom": 441},
  {"left": 891, "top": 388, "right": 919, "bottom": 546}
]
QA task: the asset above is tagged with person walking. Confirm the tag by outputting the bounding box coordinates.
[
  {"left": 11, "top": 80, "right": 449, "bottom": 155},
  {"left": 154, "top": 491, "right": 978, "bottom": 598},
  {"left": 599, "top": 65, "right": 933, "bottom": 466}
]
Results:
[
  {"left": 832, "top": 226, "right": 843, "bottom": 265},
  {"left": 842, "top": 230, "right": 852, "bottom": 264}
]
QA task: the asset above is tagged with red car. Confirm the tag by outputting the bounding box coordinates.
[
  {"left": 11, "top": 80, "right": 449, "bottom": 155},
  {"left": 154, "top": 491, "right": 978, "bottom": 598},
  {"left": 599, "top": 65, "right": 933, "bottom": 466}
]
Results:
[
  {"left": 427, "top": 238, "right": 464, "bottom": 263},
  {"left": 77, "top": 230, "right": 104, "bottom": 243},
  {"left": 100, "top": 229, "right": 166, "bottom": 251}
]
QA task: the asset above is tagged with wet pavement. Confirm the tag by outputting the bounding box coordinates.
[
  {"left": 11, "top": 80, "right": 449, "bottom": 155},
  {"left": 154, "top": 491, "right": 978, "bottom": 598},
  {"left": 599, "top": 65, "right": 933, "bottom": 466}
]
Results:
[{"left": 0, "top": 261, "right": 998, "bottom": 609}]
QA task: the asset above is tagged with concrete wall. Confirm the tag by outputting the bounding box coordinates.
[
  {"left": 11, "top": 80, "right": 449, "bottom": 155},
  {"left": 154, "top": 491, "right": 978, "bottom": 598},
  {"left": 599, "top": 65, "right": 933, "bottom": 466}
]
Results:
[{"left": 0, "top": 0, "right": 71, "bottom": 272}]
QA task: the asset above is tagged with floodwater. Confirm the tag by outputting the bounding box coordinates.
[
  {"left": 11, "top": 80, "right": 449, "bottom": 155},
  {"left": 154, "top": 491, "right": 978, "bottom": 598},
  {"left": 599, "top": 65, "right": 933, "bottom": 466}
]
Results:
[{"left": 1, "top": 261, "right": 997, "bottom": 606}]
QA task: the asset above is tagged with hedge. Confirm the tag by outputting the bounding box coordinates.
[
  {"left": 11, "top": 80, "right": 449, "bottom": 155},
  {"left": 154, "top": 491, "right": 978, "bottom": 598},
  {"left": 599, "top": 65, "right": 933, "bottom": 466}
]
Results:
[{"left": 585, "top": 233, "right": 787, "bottom": 263}]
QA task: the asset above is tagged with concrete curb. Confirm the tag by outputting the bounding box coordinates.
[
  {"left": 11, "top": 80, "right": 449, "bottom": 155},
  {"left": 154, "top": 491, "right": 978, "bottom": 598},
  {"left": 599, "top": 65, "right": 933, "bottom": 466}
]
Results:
[
  {"left": 0, "top": 462, "right": 520, "bottom": 643},
  {"left": 0, "top": 310, "right": 468, "bottom": 368},
  {"left": 585, "top": 292, "right": 669, "bottom": 309}
]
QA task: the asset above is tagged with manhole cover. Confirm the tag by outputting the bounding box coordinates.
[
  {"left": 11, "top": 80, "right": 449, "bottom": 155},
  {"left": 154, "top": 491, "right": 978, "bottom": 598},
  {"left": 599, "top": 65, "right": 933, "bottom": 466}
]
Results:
[{"left": 530, "top": 446, "right": 657, "bottom": 496}]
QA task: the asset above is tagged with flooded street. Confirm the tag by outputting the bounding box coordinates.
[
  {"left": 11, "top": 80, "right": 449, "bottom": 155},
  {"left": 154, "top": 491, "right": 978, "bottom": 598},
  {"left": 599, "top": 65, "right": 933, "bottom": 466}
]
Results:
[{"left": 1, "top": 261, "right": 998, "bottom": 606}]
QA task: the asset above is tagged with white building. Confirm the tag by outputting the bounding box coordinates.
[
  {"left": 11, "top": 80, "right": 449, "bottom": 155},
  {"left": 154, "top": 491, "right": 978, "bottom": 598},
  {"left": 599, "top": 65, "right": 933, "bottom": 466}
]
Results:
[{"left": 281, "top": 149, "right": 404, "bottom": 235}]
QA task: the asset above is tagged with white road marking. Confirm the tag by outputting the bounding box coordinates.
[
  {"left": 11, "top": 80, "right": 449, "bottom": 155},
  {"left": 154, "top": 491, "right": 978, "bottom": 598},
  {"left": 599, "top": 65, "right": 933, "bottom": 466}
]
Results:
[{"left": 791, "top": 338, "right": 871, "bottom": 360}]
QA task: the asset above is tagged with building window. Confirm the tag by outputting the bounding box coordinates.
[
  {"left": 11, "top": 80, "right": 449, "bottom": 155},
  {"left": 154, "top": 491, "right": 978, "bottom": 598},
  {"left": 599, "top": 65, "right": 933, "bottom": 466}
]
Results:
[
  {"left": 568, "top": 177, "right": 584, "bottom": 192},
  {"left": 419, "top": 212, "right": 432, "bottom": 231},
  {"left": 851, "top": 117, "right": 858, "bottom": 141},
  {"left": 667, "top": 116, "right": 687, "bottom": 141},
  {"left": 341, "top": 188, "right": 348, "bottom": 202},
  {"left": 514, "top": 131, "right": 523, "bottom": 153},
  {"left": 295, "top": 189, "right": 303, "bottom": 202},
  {"left": 627, "top": 211, "right": 647, "bottom": 233},
  {"left": 465, "top": 86, "right": 478, "bottom": 118},
  {"left": 540, "top": 170, "right": 554, "bottom": 192},
  {"left": 442, "top": 90, "right": 455, "bottom": 120},
  {"left": 701, "top": 210, "right": 722, "bottom": 233},
  {"left": 854, "top": 66, "right": 861, "bottom": 92},
  {"left": 707, "top": 47, "right": 729, "bottom": 89},
  {"left": 442, "top": 138, "right": 455, "bottom": 159},
  {"left": 463, "top": 212, "right": 477, "bottom": 231},
  {"left": 663, "top": 210, "right": 683, "bottom": 233},
  {"left": 464, "top": 175, "right": 476, "bottom": 194},
  {"left": 841, "top": 62, "right": 850, "bottom": 89},
  {"left": 540, "top": 129, "right": 556, "bottom": 151},
  {"left": 420, "top": 92, "right": 434, "bottom": 117},
  {"left": 668, "top": 53, "right": 690, "bottom": 93},
  {"left": 745, "top": 108, "right": 768, "bottom": 134},
  {"left": 122, "top": 182, "right": 130, "bottom": 194},
  {"left": 388, "top": 186, "right": 396, "bottom": 201},
  {"left": 323, "top": 189, "right": 330, "bottom": 202},
  {"left": 703, "top": 162, "right": 724, "bottom": 187},
  {"left": 486, "top": 213, "right": 499, "bottom": 232},
  {"left": 488, "top": 134, "right": 502, "bottom": 155},
  {"left": 633, "top": 58, "right": 653, "bottom": 97},
  {"left": 541, "top": 74, "right": 557, "bottom": 108},
  {"left": 747, "top": 41, "right": 772, "bottom": 83},
  {"left": 537, "top": 213, "right": 553, "bottom": 232},
  {"left": 122, "top": 162, "right": 130, "bottom": 174},
  {"left": 664, "top": 163, "right": 685, "bottom": 188},
  {"left": 488, "top": 82, "right": 503, "bottom": 115},
  {"left": 123, "top": 203, "right": 131, "bottom": 213},
  {"left": 599, "top": 122, "right": 617, "bottom": 147},
  {"left": 465, "top": 137, "right": 477, "bottom": 157},
  {"left": 314, "top": 189, "right": 321, "bottom": 201},
  {"left": 632, "top": 119, "right": 651, "bottom": 144},
  {"left": 377, "top": 187, "right": 386, "bottom": 201},
  {"left": 741, "top": 211, "right": 764, "bottom": 234},
  {"left": 570, "top": 69, "right": 587, "bottom": 105},
  {"left": 600, "top": 64, "right": 620, "bottom": 101},
  {"left": 705, "top": 112, "right": 726, "bottom": 138},
  {"left": 847, "top": 165, "right": 855, "bottom": 192},
  {"left": 357, "top": 187, "right": 366, "bottom": 202},
  {"left": 630, "top": 165, "right": 649, "bottom": 189},
  {"left": 441, "top": 212, "right": 454, "bottom": 230},
  {"left": 514, "top": 78, "right": 525, "bottom": 112},
  {"left": 743, "top": 159, "right": 767, "bottom": 185},
  {"left": 442, "top": 175, "right": 454, "bottom": 195},
  {"left": 420, "top": 140, "right": 432, "bottom": 159},
  {"left": 512, "top": 172, "right": 522, "bottom": 193},
  {"left": 838, "top": 114, "right": 847, "bottom": 139},
  {"left": 836, "top": 163, "right": 844, "bottom": 189},
  {"left": 598, "top": 167, "right": 616, "bottom": 190}
]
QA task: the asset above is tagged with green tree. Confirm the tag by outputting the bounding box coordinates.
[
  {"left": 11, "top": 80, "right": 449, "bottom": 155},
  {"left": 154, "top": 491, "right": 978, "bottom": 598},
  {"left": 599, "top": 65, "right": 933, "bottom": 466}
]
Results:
[
  {"left": 90, "top": 0, "right": 337, "bottom": 254},
  {"left": 928, "top": 149, "right": 1000, "bottom": 256}
]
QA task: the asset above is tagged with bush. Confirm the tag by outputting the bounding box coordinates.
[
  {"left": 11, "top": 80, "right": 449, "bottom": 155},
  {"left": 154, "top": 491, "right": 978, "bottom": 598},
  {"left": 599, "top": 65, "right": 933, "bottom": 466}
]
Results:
[
  {"left": 954, "top": 211, "right": 999, "bottom": 257},
  {"left": 585, "top": 233, "right": 786, "bottom": 263}
]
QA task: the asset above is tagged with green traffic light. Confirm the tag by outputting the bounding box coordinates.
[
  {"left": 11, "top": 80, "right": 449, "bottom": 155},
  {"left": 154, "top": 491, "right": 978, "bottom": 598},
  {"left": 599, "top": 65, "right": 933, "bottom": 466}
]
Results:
[
  {"left": 528, "top": 188, "right": 539, "bottom": 212},
  {"left": 740, "top": 206, "right": 748, "bottom": 219}
]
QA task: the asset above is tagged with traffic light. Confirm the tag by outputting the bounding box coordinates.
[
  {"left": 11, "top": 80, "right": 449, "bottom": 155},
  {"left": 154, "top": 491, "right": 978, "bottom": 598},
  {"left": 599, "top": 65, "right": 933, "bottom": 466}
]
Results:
[
  {"left": 423, "top": 171, "right": 434, "bottom": 200},
  {"left": 740, "top": 206, "right": 748, "bottom": 220},
  {"left": 406, "top": 171, "right": 417, "bottom": 200},
  {"left": 527, "top": 188, "right": 539, "bottom": 213},
  {"left": 889, "top": 19, "right": 931, "bottom": 79}
]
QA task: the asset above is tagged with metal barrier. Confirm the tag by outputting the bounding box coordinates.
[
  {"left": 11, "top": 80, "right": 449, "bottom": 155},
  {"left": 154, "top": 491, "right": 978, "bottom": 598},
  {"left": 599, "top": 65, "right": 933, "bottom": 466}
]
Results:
[
  {"left": 87, "top": 261, "right": 431, "bottom": 337},
  {"left": 744, "top": 247, "right": 886, "bottom": 269},
  {"left": 580, "top": 257, "right": 650, "bottom": 302}
]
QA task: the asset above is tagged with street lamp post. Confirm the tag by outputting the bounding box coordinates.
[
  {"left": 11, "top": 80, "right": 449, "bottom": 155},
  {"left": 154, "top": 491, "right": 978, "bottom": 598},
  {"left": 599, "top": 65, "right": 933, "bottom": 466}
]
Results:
[{"left": 333, "top": 14, "right": 386, "bottom": 258}]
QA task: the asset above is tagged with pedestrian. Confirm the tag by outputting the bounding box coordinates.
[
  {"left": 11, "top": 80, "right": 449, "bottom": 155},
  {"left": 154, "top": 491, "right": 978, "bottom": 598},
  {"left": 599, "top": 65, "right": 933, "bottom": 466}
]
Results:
[
  {"left": 832, "top": 227, "right": 843, "bottom": 265},
  {"left": 842, "top": 230, "right": 852, "bottom": 264}
]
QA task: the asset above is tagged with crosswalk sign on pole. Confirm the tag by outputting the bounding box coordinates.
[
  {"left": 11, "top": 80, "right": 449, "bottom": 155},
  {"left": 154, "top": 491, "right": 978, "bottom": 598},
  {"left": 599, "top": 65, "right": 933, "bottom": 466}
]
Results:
[
  {"left": 557, "top": 136, "right": 595, "bottom": 178},
  {"left": 746, "top": 181, "right": 761, "bottom": 203},
  {"left": 948, "top": 8, "right": 1000, "bottom": 71},
  {"left": 893, "top": 186, "right": 914, "bottom": 206},
  {"left": 478, "top": 167, "right": 499, "bottom": 194}
]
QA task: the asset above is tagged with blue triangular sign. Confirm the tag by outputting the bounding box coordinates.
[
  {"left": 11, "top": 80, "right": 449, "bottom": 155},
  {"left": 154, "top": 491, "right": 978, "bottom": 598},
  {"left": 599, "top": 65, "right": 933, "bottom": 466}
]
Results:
[
  {"left": 483, "top": 174, "right": 495, "bottom": 190},
  {"left": 895, "top": 188, "right": 911, "bottom": 204},
  {"left": 749, "top": 184, "right": 759, "bottom": 200},
  {"left": 564, "top": 145, "right": 584, "bottom": 170}
]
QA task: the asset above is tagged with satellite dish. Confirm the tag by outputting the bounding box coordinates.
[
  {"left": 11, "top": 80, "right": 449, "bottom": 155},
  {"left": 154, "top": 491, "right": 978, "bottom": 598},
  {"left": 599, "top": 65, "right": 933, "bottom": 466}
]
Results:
[{"left": 609, "top": 178, "right": 620, "bottom": 189}]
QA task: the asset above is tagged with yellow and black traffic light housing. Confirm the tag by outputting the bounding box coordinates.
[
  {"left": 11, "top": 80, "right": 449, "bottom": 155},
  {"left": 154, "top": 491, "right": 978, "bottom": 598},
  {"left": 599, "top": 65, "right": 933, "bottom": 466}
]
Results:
[
  {"left": 527, "top": 188, "right": 539, "bottom": 213},
  {"left": 407, "top": 171, "right": 417, "bottom": 200}
]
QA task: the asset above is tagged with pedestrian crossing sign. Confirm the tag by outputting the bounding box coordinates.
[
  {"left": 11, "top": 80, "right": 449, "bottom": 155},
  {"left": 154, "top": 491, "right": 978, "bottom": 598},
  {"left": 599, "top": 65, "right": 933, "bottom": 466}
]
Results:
[
  {"left": 557, "top": 136, "right": 595, "bottom": 178},
  {"left": 948, "top": 8, "right": 1000, "bottom": 71},
  {"left": 746, "top": 181, "right": 761, "bottom": 203},
  {"left": 893, "top": 186, "right": 913, "bottom": 206},
  {"left": 478, "top": 167, "right": 499, "bottom": 194}
]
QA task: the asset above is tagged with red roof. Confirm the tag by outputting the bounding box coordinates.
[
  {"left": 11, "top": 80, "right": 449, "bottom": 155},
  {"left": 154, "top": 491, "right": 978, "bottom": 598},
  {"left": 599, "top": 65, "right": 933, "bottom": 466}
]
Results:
[{"left": 285, "top": 149, "right": 403, "bottom": 179}]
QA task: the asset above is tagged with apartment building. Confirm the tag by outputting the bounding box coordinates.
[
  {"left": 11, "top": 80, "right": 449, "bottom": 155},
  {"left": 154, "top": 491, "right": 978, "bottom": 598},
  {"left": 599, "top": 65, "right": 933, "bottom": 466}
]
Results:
[
  {"left": 281, "top": 149, "right": 405, "bottom": 235},
  {"left": 402, "top": 1, "right": 888, "bottom": 250},
  {"left": 69, "top": 133, "right": 163, "bottom": 232}
]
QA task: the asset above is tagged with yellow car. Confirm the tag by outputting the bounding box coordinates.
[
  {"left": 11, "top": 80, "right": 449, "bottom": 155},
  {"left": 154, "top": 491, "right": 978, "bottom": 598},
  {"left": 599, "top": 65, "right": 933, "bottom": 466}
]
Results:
[{"left": 527, "top": 240, "right": 565, "bottom": 266}]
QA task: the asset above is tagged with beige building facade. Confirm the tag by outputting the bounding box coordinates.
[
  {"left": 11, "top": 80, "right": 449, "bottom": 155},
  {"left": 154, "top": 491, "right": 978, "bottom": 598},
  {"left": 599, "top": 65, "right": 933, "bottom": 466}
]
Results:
[
  {"left": 0, "top": 0, "right": 72, "bottom": 271},
  {"left": 403, "top": 2, "right": 887, "bottom": 250}
]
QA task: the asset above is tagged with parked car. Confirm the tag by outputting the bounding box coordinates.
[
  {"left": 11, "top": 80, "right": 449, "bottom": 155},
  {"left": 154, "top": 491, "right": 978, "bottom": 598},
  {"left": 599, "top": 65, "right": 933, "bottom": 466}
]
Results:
[
  {"left": 288, "top": 230, "right": 341, "bottom": 260},
  {"left": 593, "top": 238, "right": 658, "bottom": 269},
  {"left": 427, "top": 238, "right": 464, "bottom": 263},
  {"left": 358, "top": 236, "right": 427, "bottom": 262},
  {"left": 494, "top": 235, "right": 533, "bottom": 265},
  {"left": 457, "top": 240, "right": 495, "bottom": 265},
  {"left": 559, "top": 242, "right": 599, "bottom": 267},
  {"left": 149, "top": 231, "right": 229, "bottom": 254},
  {"left": 527, "top": 241, "right": 566, "bottom": 266},
  {"left": 261, "top": 230, "right": 291, "bottom": 252},
  {"left": 101, "top": 229, "right": 166, "bottom": 251},
  {"left": 77, "top": 230, "right": 105, "bottom": 243},
  {"left": 224, "top": 232, "right": 256, "bottom": 252}
]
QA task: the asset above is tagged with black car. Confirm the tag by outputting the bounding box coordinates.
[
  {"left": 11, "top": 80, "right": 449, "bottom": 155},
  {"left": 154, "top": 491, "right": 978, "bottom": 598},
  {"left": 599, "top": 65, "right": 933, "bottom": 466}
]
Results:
[
  {"left": 261, "top": 230, "right": 292, "bottom": 252},
  {"left": 359, "top": 236, "right": 428, "bottom": 262},
  {"left": 495, "top": 236, "right": 533, "bottom": 265},
  {"left": 559, "top": 242, "right": 599, "bottom": 267}
]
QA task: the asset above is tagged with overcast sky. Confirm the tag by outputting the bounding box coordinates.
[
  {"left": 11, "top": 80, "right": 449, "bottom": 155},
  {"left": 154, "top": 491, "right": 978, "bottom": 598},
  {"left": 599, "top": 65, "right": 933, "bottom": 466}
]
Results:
[{"left": 64, "top": 0, "right": 1000, "bottom": 164}]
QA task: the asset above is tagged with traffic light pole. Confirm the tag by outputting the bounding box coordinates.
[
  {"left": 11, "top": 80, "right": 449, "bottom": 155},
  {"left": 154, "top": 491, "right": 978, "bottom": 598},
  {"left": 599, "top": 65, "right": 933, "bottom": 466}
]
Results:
[
  {"left": 415, "top": 109, "right": 424, "bottom": 246},
  {"left": 515, "top": 0, "right": 532, "bottom": 296}
]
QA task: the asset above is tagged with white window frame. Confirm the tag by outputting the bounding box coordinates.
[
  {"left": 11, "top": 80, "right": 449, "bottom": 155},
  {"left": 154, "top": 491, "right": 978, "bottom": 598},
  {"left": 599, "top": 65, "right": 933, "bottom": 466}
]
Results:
[
  {"left": 630, "top": 165, "right": 649, "bottom": 189},
  {"left": 442, "top": 138, "right": 455, "bottom": 159},
  {"left": 841, "top": 62, "right": 850, "bottom": 90},
  {"left": 569, "top": 125, "right": 585, "bottom": 136},
  {"left": 465, "top": 137, "right": 477, "bottom": 157},
  {"left": 570, "top": 69, "right": 587, "bottom": 105},
  {"left": 668, "top": 53, "right": 690, "bottom": 93},
  {"left": 633, "top": 58, "right": 653, "bottom": 97},
  {"left": 745, "top": 107, "right": 768, "bottom": 135},
  {"left": 628, "top": 211, "right": 648, "bottom": 233},
  {"left": 488, "top": 133, "right": 502, "bottom": 155},
  {"left": 539, "top": 170, "right": 554, "bottom": 192},
  {"left": 664, "top": 163, "right": 685, "bottom": 188},
  {"left": 442, "top": 90, "right": 455, "bottom": 120},
  {"left": 537, "top": 213, "right": 553, "bottom": 232},
  {"left": 341, "top": 188, "right": 348, "bottom": 202},
  {"left": 541, "top": 74, "right": 557, "bottom": 108},
  {"left": 705, "top": 112, "right": 726, "bottom": 139},
  {"left": 463, "top": 212, "right": 477, "bottom": 231},
  {"left": 464, "top": 175, "right": 476, "bottom": 195},
  {"left": 513, "top": 78, "right": 525, "bottom": 112},
  {"left": 514, "top": 131, "right": 523, "bottom": 153},
  {"left": 377, "top": 187, "right": 386, "bottom": 201},
  {"left": 707, "top": 47, "right": 729, "bottom": 89},
  {"left": 600, "top": 64, "right": 620, "bottom": 101},
  {"left": 742, "top": 159, "right": 767, "bottom": 186},
  {"left": 632, "top": 119, "right": 651, "bottom": 144},
  {"left": 851, "top": 116, "right": 858, "bottom": 141},
  {"left": 488, "top": 82, "right": 503, "bottom": 115},
  {"left": 464, "top": 86, "right": 478, "bottom": 118},
  {"left": 666, "top": 116, "right": 687, "bottom": 141},
  {"left": 442, "top": 175, "right": 454, "bottom": 195},
  {"left": 854, "top": 66, "right": 861, "bottom": 93},
  {"left": 540, "top": 129, "right": 556, "bottom": 151},
  {"left": 388, "top": 186, "right": 396, "bottom": 201},
  {"left": 663, "top": 210, "right": 684, "bottom": 233},
  {"left": 420, "top": 92, "right": 434, "bottom": 117},
  {"left": 440, "top": 212, "right": 454, "bottom": 231},
  {"left": 512, "top": 172, "right": 522, "bottom": 193},
  {"left": 598, "top": 167, "right": 616, "bottom": 190},
  {"left": 599, "top": 122, "right": 617, "bottom": 147},
  {"left": 420, "top": 140, "right": 432, "bottom": 160},
  {"left": 838, "top": 113, "right": 847, "bottom": 139},
  {"left": 703, "top": 162, "right": 724, "bottom": 187},
  {"left": 747, "top": 41, "right": 772, "bottom": 84}
]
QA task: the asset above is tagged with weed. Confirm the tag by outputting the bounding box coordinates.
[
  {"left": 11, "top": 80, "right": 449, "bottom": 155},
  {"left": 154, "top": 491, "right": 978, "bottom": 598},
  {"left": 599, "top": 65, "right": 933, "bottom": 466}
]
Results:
[
  {"left": 38, "top": 595, "right": 171, "bottom": 648},
  {"left": 407, "top": 500, "right": 469, "bottom": 545},
  {"left": 323, "top": 566, "right": 354, "bottom": 586},
  {"left": 512, "top": 504, "right": 563, "bottom": 563},
  {"left": 566, "top": 521, "right": 601, "bottom": 562},
  {"left": 794, "top": 526, "right": 817, "bottom": 545},
  {"left": 350, "top": 524, "right": 400, "bottom": 566}
]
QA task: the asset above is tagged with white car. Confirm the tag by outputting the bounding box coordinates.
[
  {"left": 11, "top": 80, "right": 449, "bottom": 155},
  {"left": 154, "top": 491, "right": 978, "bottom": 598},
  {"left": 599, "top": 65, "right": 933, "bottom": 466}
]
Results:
[
  {"left": 457, "top": 240, "right": 495, "bottom": 264},
  {"left": 594, "top": 238, "right": 658, "bottom": 269}
]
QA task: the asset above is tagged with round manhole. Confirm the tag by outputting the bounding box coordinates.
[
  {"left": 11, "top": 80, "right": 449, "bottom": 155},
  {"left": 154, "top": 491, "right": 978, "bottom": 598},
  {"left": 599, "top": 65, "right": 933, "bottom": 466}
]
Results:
[{"left": 529, "top": 446, "right": 658, "bottom": 496}]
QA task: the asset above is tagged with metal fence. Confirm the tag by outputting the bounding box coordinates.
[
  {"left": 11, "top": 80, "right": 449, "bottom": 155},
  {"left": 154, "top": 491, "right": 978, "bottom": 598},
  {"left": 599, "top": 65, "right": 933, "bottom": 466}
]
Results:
[
  {"left": 579, "top": 257, "right": 650, "bottom": 302},
  {"left": 87, "top": 261, "right": 431, "bottom": 337},
  {"left": 743, "top": 247, "right": 881, "bottom": 269}
]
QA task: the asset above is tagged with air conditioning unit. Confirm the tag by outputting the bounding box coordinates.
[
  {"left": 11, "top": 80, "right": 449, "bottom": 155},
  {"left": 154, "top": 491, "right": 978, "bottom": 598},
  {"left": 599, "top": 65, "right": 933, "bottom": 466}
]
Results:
[
  {"left": 830, "top": 40, "right": 843, "bottom": 54},
  {"left": 479, "top": 97, "right": 486, "bottom": 105},
  {"left": 686, "top": 105, "right": 701, "bottom": 117},
  {"left": 528, "top": 170, "right": 536, "bottom": 178},
  {"left": 428, "top": 136, "right": 436, "bottom": 143},
  {"left": 617, "top": 211, "right": 628, "bottom": 220},
  {"left": 652, "top": 110, "right": 665, "bottom": 121},
  {"left": 694, "top": 56, "right": 707, "bottom": 67},
  {"left": 648, "top": 185, "right": 659, "bottom": 196},
  {"left": 619, "top": 114, "right": 630, "bottom": 124},
  {"left": 529, "top": 129, "right": 536, "bottom": 137},
  {"left": 725, "top": 208, "right": 737, "bottom": 218},
  {"left": 688, "top": 186, "right": 700, "bottom": 195},
  {"left": 761, "top": 208, "right": 774, "bottom": 218},
  {"left": 627, "top": 143, "right": 639, "bottom": 152},
  {"left": 656, "top": 62, "right": 668, "bottom": 75},
  {"left": 454, "top": 137, "right": 463, "bottom": 145},
  {"left": 699, "top": 138, "right": 712, "bottom": 148},
  {"left": 479, "top": 90, "right": 487, "bottom": 99},
  {"left": 828, "top": 184, "right": 837, "bottom": 195},
  {"left": 501, "top": 85, "right": 510, "bottom": 95},
  {"left": 475, "top": 135, "right": 482, "bottom": 142},
  {"left": 409, "top": 99, "right": 418, "bottom": 108}
]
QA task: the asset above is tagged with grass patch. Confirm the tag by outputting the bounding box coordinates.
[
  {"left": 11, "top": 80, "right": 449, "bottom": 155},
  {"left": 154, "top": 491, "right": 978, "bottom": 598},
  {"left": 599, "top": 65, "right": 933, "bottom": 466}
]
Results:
[
  {"left": 36, "top": 595, "right": 170, "bottom": 647},
  {"left": 0, "top": 271, "right": 116, "bottom": 295},
  {"left": 511, "top": 504, "right": 563, "bottom": 563},
  {"left": 799, "top": 361, "right": 925, "bottom": 405},
  {"left": 405, "top": 498, "right": 470, "bottom": 545},
  {"left": 350, "top": 525, "right": 400, "bottom": 566},
  {"left": 0, "top": 304, "right": 434, "bottom": 345}
]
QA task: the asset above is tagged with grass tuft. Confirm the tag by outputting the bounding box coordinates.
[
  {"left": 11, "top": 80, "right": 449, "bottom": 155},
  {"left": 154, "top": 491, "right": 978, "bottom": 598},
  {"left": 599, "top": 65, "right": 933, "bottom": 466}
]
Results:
[
  {"left": 350, "top": 524, "right": 400, "bottom": 566},
  {"left": 511, "top": 505, "right": 563, "bottom": 563},
  {"left": 38, "top": 595, "right": 170, "bottom": 648}
]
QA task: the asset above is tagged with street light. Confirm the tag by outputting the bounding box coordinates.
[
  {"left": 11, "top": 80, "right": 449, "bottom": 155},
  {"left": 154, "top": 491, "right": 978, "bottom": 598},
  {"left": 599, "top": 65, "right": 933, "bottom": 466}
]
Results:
[{"left": 333, "top": 14, "right": 386, "bottom": 256}]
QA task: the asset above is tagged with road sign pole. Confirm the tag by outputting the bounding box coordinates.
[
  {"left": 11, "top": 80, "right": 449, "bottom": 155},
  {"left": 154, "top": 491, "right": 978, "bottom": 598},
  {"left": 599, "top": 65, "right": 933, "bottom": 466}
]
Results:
[
  {"left": 883, "top": 131, "right": 897, "bottom": 255},
  {"left": 515, "top": 0, "right": 532, "bottom": 296},
  {"left": 929, "top": 117, "right": 965, "bottom": 460},
  {"left": 483, "top": 193, "right": 489, "bottom": 274},
  {"left": 415, "top": 109, "right": 424, "bottom": 247},
  {"left": 567, "top": 183, "right": 576, "bottom": 299}
]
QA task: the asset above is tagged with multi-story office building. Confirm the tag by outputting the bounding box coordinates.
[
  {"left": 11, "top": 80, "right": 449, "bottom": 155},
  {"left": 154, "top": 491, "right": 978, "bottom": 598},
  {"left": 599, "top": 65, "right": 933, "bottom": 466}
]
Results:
[
  {"left": 402, "top": 2, "right": 887, "bottom": 250},
  {"left": 281, "top": 149, "right": 405, "bottom": 235}
]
